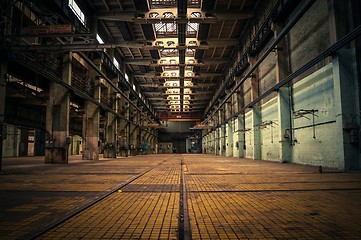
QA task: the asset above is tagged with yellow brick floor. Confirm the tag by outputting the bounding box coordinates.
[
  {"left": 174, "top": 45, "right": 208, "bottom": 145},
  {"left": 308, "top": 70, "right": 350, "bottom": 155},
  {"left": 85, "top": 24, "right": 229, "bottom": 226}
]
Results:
[
  {"left": 1, "top": 154, "right": 361, "bottom": 239},
  {"left": 38, "top": 192, "right": 179, "bottom": 240}
]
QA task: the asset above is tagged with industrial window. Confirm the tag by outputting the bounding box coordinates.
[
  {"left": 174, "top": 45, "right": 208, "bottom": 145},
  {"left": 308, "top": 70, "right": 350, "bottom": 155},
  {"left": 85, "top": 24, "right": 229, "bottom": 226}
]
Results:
[
  {"left": 113, "top": 58, "right": 119, "bottom": 69},
  {"left": 96, "top": 34, "right": 104, "bottom": 44},
  {"left": 68, "top": 0, "right": 85, "bottom": 25}
]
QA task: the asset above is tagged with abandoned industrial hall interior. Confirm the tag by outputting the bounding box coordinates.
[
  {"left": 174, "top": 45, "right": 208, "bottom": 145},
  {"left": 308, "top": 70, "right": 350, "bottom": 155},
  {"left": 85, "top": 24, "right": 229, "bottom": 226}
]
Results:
[{"left": 1, "top": 0, "right": 361, "bottom": 239}]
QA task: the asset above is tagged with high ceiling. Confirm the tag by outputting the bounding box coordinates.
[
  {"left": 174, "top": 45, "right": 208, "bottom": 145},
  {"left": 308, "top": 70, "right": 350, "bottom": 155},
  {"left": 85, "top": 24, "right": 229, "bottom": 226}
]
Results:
[
  {"left": 91, "top": 0, "right": 258, "bottom": 120},
  {"left": 1, "top": 0, "right": 260, "bottom": 122}
]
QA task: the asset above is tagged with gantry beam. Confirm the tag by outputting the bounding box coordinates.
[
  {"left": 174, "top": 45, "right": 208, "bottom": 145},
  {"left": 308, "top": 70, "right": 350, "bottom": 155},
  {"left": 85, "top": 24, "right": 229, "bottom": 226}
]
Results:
[
  {"left": 97, "top": 10, "right": 253, "bottom": 22},
  {"left": 125, "top": 58, "right": 230, "bottom": 66},
  {"left": 135, "top": 72, "right": 223, "bottom": 78},
  {"left": 8, "top": 39, "right": 238, "bottom": 51}
]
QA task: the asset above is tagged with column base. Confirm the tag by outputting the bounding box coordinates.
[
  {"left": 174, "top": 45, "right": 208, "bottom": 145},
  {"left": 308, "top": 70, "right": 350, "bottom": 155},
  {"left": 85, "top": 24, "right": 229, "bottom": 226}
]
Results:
[
  {"left": 45, "top": 147, "right": 68, "bottom": 163},
  {"left": 82, "top": 149, "right": 99, "bottom": 160},
  {"left": 104, "top": 146, "right": 116, "bottom": 158}
]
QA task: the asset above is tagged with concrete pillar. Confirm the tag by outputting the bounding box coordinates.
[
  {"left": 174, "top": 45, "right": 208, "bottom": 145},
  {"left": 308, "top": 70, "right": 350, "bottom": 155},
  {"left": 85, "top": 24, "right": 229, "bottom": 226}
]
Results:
[
  {"left": 152, "top": 130, "right": 158, "bottom": 154},
  {"left": 19, "top": 128, "right": 29, "bottom": 157},
  {"left": 248, "top": 55, "right": 261, "bottom": 160},
  {"left": 204, "top": 134, "right": 208, "bottom": 154},
  {"left": 220, "top": 124, "right": 226, "bottom": 156},
  {"left": 143, "top": 132, "right": 148, "bottom": 154},
  {"left": 226, "top": 121, "right": 233, "bottom": 157},
  {"left": 140, "top": 127, "right": 147, "bottom": 155},
  {"left": 225, "top": 98, "right": 233, "bottom": 157},
  {"left": 329, "top": 0, "right": 360, "bottom": 170},
  {"left": 118, "top": 91, "right": 129, "bottom": 157},
  {"left": 234, "top": 115, "right": 246, "bottom": 158},
  {"left": 273, "top": 22, "right": 293, "bottom": 163},
  {"left": 277, "top": 88, "right": 292, "bottom": 162},
  {"left": 207, "top": 132, "right": 210, "bottom": 154},
  {"left": 0, "top": 60, "right": 7, "bottom": 170},
  {"left": 212, "top": 130, "right": 216, "bottom": 154},
  {"left": 144, "top": 131, "right": 150, "bottom": 154},
  {"left": 129, "top": 101, "right": 139, "bottom": 156},
  {"left": 218, "top": 109, "right": 226, "bottom": 156},
  {"left": 215, "top": 127, "right": 220, "bottom": 155},
  {"left": 252, "top": 107, "right": 261, "bottom": 160},
  {"left": 82, "top": 66, "right": 100, "bottom": 161},
  {"left": 332, "top": 46, "right": 360, "bottom": 169},
  {"left": 104, "top": 78, "right": 118, "bottom": 158},
  {"left": 45, "top": 53, "right": 71, "bottom": 163},
  {"left": 207, "top": 132, "right": 211, "bottom": 154}
]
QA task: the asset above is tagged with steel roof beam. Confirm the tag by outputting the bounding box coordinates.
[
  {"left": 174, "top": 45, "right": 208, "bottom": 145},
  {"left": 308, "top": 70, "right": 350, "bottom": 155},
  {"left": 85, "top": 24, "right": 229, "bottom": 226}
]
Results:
[{"left": 98, "top": 11, "right": 252, "bottom": 22}]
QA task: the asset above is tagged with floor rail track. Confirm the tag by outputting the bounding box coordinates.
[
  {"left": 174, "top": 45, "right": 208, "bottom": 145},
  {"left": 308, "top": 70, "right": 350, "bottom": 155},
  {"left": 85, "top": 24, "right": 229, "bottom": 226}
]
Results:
[{"left": 27, "top": 158, "right": 172, "bottom": 240}]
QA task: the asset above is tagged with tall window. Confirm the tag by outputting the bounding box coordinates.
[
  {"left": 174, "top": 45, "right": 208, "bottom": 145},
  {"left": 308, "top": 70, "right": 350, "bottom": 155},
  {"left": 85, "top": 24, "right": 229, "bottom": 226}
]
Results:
[
  {"left": 113, "top": 58, "right": 119, "bottom": 69},
  {"left": 96, "top": 34, "right": 104, "bottom": 44},
  {"left": 68, "top": 0, "right": 85, "bottom": 25}
]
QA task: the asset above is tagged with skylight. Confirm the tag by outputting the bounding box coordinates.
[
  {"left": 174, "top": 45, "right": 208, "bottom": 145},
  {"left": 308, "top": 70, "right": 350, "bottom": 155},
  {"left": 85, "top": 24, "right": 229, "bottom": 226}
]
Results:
[
  {"left": 160, "top": 49, "right": 179, "bottom": 57},
  {"left": 187, "top": 22, "right": 199, "bottom": 35},
  {"left": 155, "top": 22, "right": 177, "bottom": 35},
  {"left": 68, "top": 0, "right": 85, "bottom": 25},
  {"left": 186, "top": 48, "right": 195, "bottom": 57},
  {"left": 148, "top": 0, "right": 177, "bottom": 9},
  {"left": 146, "top": 0, "right": 201, "bottom": 112}
]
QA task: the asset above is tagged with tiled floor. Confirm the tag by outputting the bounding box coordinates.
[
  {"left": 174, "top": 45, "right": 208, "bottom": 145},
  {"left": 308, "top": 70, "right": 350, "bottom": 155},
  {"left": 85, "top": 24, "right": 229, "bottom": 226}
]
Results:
[{"left": 0, "top": 154, "right": 361, "bottom": 239}]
